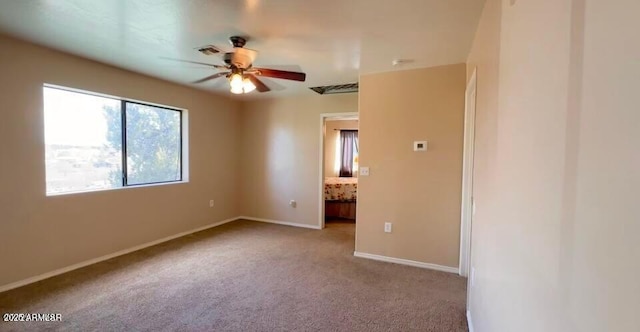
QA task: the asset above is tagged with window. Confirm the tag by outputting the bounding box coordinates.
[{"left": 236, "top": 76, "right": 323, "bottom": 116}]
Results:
[
  {"left": 44, "top": 86, "right": 184, "bottom": 195},
  {"left": 333, "top": 130, "right": 359, "bottom": 176},
  {"left": 338, "top": 130, "right": 359, "bottom": 177}
]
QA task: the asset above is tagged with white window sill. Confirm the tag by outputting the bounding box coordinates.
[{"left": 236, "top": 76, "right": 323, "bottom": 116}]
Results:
[{"left": 45, "top": 180, "right": 189, "bottom": 197}]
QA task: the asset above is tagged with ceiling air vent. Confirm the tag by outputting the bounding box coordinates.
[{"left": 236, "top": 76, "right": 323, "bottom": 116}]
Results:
[
  {"left": 197, "top": 45, "right": 222, "bottom": 55},
  {"left": 310, "top": 83, "right": 358, "bottom": 95}
]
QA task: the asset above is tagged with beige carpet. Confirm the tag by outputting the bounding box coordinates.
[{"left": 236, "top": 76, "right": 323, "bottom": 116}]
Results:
[{"left": 0, "top": 220, "right": 468, "bottom": 331}]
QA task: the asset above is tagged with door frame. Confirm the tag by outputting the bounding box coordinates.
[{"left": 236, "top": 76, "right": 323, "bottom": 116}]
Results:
[
  {"left": 318, "top": 112, "right": 359, "bottom": 229},
  {"left": 459, "top": 68, "right": 477, "bottom": 277}
]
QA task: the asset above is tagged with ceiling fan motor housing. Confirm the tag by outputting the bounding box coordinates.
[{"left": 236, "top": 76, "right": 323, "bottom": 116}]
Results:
[
  {"left": 229, "top": 36, "right": 247, "bottom": 48},
  {"left": 223, "top": 52, "right": 252, "bottom": 69}
]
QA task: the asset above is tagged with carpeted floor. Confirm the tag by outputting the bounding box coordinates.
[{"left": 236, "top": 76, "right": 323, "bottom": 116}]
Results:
[{"left": 0, "top": 219, "right": 468, "bottom": 331}]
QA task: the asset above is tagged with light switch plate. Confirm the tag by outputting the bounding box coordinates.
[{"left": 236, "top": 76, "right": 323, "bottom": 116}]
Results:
[{"left": 359, "top": 167, "right": 370, "bottom": 176}]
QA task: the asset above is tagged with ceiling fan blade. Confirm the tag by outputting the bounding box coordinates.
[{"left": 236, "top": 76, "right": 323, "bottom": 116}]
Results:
[
  {"left": 246, "top": 74, "right": 271, "bottom": 93},
  {"left": 160, "top": 57, "right": 227, "bottom": 69},
  {"left": 192, "top": 72, "right": 228, "bottom": 84},
  {"left": 252, "top": 68, "right": 306, "bottom": 82}
]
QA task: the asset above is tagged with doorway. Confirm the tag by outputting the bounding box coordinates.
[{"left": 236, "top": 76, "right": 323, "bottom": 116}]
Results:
[{"left": 318, "top": 113, "right": 359, "bottom": 229}]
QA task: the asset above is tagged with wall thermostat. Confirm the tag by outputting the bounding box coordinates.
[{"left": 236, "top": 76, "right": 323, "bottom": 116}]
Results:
[{"left": 414, "top": 141, "right": 428, "bottom": 152}]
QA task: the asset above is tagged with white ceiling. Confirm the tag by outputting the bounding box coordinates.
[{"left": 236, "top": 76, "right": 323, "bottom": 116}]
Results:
[{"left": 0, "top": 0, "right": 485, "bottom": 98}]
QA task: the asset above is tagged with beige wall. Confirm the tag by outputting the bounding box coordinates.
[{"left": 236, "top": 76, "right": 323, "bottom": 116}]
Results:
[
  {"left": 0, "top": 35, "right": 241, "bottom": 287},
  {"left": 465, "top": 0, "right": 504, "bottom": 328},
  {"left": 356, "top": 64, "right": 466, "bottom": 268},
  {"left": 570, "top": 1, "right": 639, "bottom": 329},
  {"left": 324, "top": 119, "right": 359, "bottom": 178},
  {"left": 466, "top": 0, "right": 639, "bottom": 331},
  {"left": 239, "top": 94, "right": 358, "bottom": 227}
]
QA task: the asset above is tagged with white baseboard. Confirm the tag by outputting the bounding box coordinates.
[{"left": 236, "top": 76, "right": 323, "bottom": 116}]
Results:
[
  {"left": 0, "top": 216, "right": 239, "bottom": 293},
  {"left": 467, "top": 310, "right": 474, "bottom": 332},
  {"left": 353, "top": 251, "right": 459, "bottom": 274},
  {"left": 239, "top": 216, "right": 322, "bottom": 230}
]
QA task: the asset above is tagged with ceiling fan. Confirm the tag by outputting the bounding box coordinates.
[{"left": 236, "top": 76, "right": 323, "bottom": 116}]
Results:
[{"left": 171, "top": 36, "right": 306, "bottom": 94}]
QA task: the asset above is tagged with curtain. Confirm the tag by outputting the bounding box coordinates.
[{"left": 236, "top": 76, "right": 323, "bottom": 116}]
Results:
[{"left": 339, "top": 130, "right": 358, "bottom": 177}]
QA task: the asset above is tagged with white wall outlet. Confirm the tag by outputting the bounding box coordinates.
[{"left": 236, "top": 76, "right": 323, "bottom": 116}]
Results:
[
  {"left": 289, "top": 200, "right": 297, "bottom": 208},
  {"left": 471, "top": 267, "right": 476, "bottom": 287},
  {"left": 384, "top": 222, "right": 392, "bottom": 233},
  {"left": 359, "top": 167, "right": 370, "bottom": 176},
  {"left": 413, "top": 141, "right": 428, "bottom": 152},
  {"left": 209, "top": 199, "right": 215, "bottom": 208}
]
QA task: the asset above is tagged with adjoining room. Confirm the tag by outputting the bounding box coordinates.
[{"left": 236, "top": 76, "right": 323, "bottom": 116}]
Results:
[{"left": 323, "top": 116, "right": 359, "bottom": 225}]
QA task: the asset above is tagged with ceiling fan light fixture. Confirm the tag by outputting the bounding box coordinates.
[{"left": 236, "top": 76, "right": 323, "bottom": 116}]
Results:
[
  {"left": 230, "top": 85, "right": 244, "bottom": 94},
  {"left": 242, "top": 77, "right": 256, "bottom": 93},
  {"left": 229, "top": 73, "right": 243, "bottom": 87},
  {"left": 229, "top": 72, "right": 256, "bottom": 94},
  {"left": 229, "top": 73, "right": 245, "bottom": 94}
]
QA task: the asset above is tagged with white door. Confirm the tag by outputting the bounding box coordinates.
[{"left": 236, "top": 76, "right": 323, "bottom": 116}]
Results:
[{"left": 459, "top": 70, "right": 477, "bottom": 277}]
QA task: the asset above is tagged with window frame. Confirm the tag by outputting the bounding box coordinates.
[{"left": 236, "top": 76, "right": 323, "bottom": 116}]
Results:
[
  {"left": 43, "top": 84, "right": 188, "bottom": 196},
  {"left": 121, "top": 100, "right": 184, "bottom": 187},
  {"left": 338, "top": 129, "right": 359, "bottom": 178}
]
